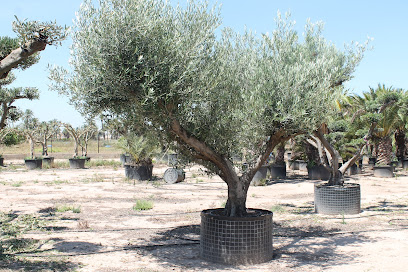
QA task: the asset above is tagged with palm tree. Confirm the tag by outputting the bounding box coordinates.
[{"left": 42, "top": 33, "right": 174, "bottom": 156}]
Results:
[
  {"left": 394, "top": 91, "right": 408, "bottom": 160},
  {"left": 350, "top": 84, "right": 403, "bottom": 165}
]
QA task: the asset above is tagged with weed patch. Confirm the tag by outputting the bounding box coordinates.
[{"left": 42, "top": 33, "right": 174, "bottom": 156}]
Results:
[{"left": 133, "top": 199, "right": 154, "bottom": 211}]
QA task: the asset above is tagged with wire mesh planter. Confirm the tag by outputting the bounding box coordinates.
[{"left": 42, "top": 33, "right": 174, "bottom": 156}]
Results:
[
  {"left": 200, "top": 208, "right": 273, "bottom": 265},
  {"left": 314, "top": 183, "right": 361, "bottom": 215}
]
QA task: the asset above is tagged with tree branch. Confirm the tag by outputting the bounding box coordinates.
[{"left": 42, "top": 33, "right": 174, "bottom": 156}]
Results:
[{"left": 0, "top": 40, "right": 47, "bottom": 79}]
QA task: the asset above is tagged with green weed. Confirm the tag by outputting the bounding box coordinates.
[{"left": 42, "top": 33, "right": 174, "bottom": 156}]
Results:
[
  {"left": 133, "top": 200, "right": 154, "bottom": 211},
  {"left": 270, "top": 205, "right": 286, "bottom": 213},
  {"left": 55, "top": 205, "right": 81, "bottom": 213},
  {"left": 11, "top": 181, "right": 24, "bottom": 187}
]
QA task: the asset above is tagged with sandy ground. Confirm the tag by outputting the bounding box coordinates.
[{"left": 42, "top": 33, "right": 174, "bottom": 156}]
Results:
[{"left": 1, "top": 161, "right": 408, "bottom": 272}]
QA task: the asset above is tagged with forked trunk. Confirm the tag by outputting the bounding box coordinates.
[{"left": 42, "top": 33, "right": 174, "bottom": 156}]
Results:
[{"left": 376, "top": 135, "right": 392, "bottom": 165}]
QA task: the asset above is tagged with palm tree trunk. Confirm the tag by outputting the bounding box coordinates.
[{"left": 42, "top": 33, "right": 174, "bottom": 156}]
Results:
[
  {"left": 395, "top": 129, "right": 405, "bottom": 159},
  {"left": 376, "top": 135, "right": 393, "bottom": 165}
]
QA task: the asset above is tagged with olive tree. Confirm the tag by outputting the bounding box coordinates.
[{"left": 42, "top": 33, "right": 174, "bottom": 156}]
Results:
[
  {"left": 0, "top": 17, "right": 67, "bottom": 79},
  {"left": 19, "top": 109, "right": 41, "bottom": 159},
  {"left": 63, "top": 121, "right": 96, "bottom": 158},
  {"left": 38, "top": 119, "right": 60, "bottom": 156},
  {"left": 51, "top": 0, "right": 366, "bottom": 216},
  {"left": 0, "top": 73, "right": 39, "bottom": 131}
]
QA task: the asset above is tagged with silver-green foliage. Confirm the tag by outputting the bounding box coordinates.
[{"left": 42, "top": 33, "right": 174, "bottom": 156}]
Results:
[{"left": 50, "top": 0, "right": 367, "bottom": 174}]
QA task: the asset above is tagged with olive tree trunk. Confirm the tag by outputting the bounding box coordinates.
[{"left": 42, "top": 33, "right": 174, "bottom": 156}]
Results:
[
  {"left": 170, "top": 119, "right": 286, "bottom": 217},
  {"left": 314, "top": 123, "right": 376, "bottom": 186}
]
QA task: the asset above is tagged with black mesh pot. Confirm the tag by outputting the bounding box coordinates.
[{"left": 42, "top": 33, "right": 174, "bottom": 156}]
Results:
[
  {"left": 402, "top": 160, "right": 408, "bottom": 170},
  {"left": 307, "top": 165, "right": 331, "bottom": 180},
  {"left": 42, "top": 157, "right": 54, "bottom": 166},
  {"left": 368, "top": 157, "right": 376, "bottom": 170},
  {"left": 25, "top": 159, "right": 42, "bottom": 170},
  {"left": 289, "top": 160, "right": 298, "bottom": 170},
  {"left": 373, "top": 166, "right": 393, "bottom": 178},
  {"left": 120, "top": 154, "right": 132, "bottom": 166},
  {"left": 269, "top": 164, "right": 286, "bottom": 179},
  {"left": 346, "top": 164, "right": 362, "bottom": 176},
  {"left": 314, "top": 183, "right": 361, "bottom": 215},
  {"left": 200, "top": 208, "right": 273, "bottom": 265},
  {"left": 163, "top": 168, "right": 185, "bottom": 183},
  {"left": 251, "top": 166, "right": 268, "bottom": 186},
  {"left": 124, "top": 164, "right": 153, "bottom": 180},
  {"left": 69, "top": 158, "right": 86, "bottom": 169}
]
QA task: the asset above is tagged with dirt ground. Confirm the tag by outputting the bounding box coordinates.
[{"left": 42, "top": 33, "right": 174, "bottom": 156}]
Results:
[{"left": 1, "top": 160, "right": 408, "bottom": 272}]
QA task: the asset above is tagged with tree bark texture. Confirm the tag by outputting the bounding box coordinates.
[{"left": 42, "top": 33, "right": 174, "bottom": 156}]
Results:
[
  {"left": 274, "top": 143, "right": 285, "bottom": 165},
  {"left": 169, "top": 118, "right": 286, "bottom": 216},
  {"left": 395, "top": 129, "right": 405, "bottom": 159},
  {"left": 376, "top": 135, "right": 393, "bottom": 165},
  {"left": 0, "top": 40, "right": 46, "bottom": 79}
]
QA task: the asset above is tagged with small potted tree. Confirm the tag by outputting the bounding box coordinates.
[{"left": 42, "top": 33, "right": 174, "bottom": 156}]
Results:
[
  {"left": 19, "top": 110, "right": 43, "bottom": 170},
  {"left": 119, "top": 133, "right": 159, "bottom": 181},
  {"left": 38, "top": 120, "right": 60, "bottom": 166},
  {"left": 313, "top": 86, "right": 402, "bottom": 214},
  {"left": 64, "top": 122, "right": 96, "bottom": 169}
]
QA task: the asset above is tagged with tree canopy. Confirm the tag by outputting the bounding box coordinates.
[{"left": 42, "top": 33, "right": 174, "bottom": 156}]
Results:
[{"left": 51, "top": 0, "right": 367, "bottom": 216}]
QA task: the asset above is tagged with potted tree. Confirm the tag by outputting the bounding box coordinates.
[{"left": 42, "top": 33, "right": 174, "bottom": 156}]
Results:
[
  {"left": 63, "top": 122, "right": 96, "bottom": 169},
  {"left": 360, "top": 85, "right": 403, "bottom": 177},
  {"left": 312, "top": 86, "right": 402, "bottom": 214},
  {"left": 18, "top": 110, "right": 43, "bottom": 169},
  {"left": 37, "top": 120, "right": 60, "bottom": 166},
  {"left": 51, "top": 0, "right": 367, "bottom": 264},
  {"left": 118, "top": 133, "right": 159, "bottom": 181}
]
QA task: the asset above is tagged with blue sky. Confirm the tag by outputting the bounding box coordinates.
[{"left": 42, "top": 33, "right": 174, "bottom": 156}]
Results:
[{"left": 1, "top": 0, "right": 407, "bottom": 127}]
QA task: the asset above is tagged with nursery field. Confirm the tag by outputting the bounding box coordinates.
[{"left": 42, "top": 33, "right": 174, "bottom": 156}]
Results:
[
  {"left": 1, "top": 139, "right": 122, "bottom": 160},
  {"left": 1, "top": 161, "right": 408, "bottom": 272}
]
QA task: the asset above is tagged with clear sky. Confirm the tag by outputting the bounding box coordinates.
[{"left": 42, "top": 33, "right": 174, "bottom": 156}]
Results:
[{"left": 1, "top": 0, "right": 407, "bottom": 127}]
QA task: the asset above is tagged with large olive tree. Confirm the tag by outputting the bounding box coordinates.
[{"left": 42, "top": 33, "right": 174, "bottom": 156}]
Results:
[{"left": 51, "top": 0, "right": 365, "bottom": 216}]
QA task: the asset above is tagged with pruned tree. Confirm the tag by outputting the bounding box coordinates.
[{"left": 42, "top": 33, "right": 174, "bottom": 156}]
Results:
[
  {"left": 63, "top": 122, "right": 96, "bottom": 157},
  {"left": 19, "top": 109, "right": 41, "bottom": 159},
  {"left": 0, "top": 73, "right": 39, "bottom": 131},
  {"left": 309, "top": 85, "right": 403, "bottom": 185},
  {"left": 37, "top": 119, "right": 60, "bottom": 156},
  {"left": 0, "top": 17, "right": 67, "bottom": 79},
  {"left": 1, "top": 16, "right": 66, "bottom": 133},
  {"left": 51, "top": 0, "right": 366, "bottom": 216},
  {"left": 78, "top": 121, "right": 97, "bottom": 157}
]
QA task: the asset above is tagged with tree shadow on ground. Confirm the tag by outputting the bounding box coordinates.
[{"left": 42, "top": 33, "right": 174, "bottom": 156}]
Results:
[
  {"left": 134, "top": 220, "right": 375, "bottom": 271},
  {"left": 364, "top": 199, "right": 408, "bottom": 213},
  {"left": 53, "top": 241, "right": 103, "bottom": 253},
  {"left": 0, "top": 257, "right": 78, "bottom": 272}
]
